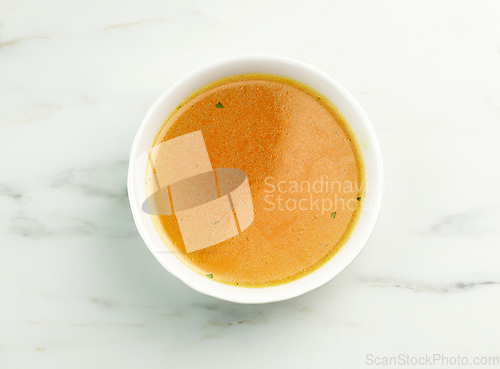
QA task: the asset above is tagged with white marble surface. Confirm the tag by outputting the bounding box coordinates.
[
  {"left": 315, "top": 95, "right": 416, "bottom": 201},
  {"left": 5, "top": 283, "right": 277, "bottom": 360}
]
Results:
[{"left": 1, "top": 1, "right": 499, "bottom": 367}]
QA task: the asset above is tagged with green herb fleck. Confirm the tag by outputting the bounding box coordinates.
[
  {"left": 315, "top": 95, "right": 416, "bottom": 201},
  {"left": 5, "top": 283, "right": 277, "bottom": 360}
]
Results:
[
  {"left": 357, "top": 197, "right": 361, "bottom": 201},
  {"left": 215, "top": 102, "right": 224, "bottom": 108},
  {"left": 207, "top": 273, "right": 213, "bottom": 278},
  {"left": 331, "top": 212, "right": 337, "bottom": 218}
]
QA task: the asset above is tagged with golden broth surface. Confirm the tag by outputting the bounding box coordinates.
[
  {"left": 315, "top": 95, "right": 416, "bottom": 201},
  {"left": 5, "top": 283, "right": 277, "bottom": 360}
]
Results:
[{"left": 147, "top": 74, "right": 365, "bottom": 287}]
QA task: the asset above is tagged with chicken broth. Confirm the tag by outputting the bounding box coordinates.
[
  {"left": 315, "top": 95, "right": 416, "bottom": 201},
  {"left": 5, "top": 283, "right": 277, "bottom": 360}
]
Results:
[{"left": 146, "top": 74, "right": 365, "bottom": 287}]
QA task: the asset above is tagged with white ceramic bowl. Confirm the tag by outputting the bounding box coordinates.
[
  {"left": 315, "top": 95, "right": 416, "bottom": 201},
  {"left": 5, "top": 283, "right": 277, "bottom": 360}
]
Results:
[{"left": 127, "top": 54, "right": 383, "bottom": 304}]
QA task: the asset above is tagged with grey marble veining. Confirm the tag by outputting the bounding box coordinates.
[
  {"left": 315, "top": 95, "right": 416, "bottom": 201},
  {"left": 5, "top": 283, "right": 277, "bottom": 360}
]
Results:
[{"left": 1, "top": 0, "right": 499, "bottom": 368}]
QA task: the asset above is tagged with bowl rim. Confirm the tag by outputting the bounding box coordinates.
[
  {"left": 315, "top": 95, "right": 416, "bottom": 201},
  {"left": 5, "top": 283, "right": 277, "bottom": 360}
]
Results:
[{"left": 127, "top": 54, "right": 383, "bottom": 304}]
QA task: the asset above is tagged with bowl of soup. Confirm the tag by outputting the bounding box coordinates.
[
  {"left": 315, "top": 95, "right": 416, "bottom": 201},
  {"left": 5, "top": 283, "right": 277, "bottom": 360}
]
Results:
[{"left": 128, "top": 54, "right": 383, "bottom": 303}]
